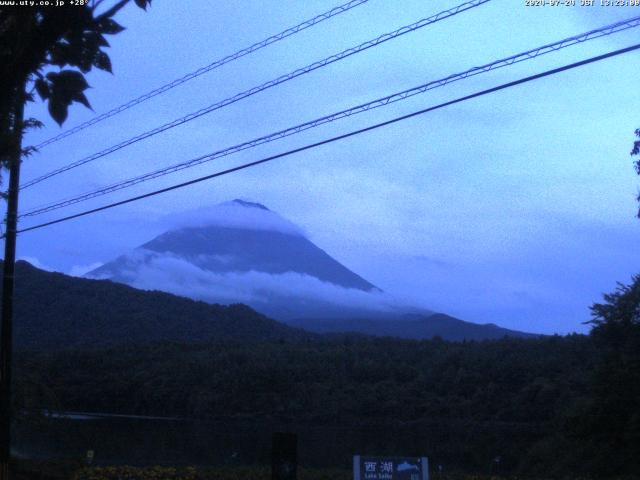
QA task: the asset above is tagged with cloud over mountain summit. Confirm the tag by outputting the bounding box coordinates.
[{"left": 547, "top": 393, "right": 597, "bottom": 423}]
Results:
[
  {"left": 158, "top": 199, "right": 306, "bottom": 238},
  {"left": 87, "top": 200, "right": 402, "bottom": 320}
]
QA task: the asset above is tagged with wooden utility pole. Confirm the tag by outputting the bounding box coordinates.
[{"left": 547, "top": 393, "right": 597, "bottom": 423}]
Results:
[{"left": 0, "top": 83, "right": 25, "bottom": 480}]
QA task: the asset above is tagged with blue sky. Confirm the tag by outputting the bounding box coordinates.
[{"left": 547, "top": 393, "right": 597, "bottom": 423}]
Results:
[{"left": 10, "top": 0, "right": 640, "bottom": 334}]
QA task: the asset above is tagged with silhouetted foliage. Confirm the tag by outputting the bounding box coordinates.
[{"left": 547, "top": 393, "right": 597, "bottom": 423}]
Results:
[
  {"left": 577, "top": 275, "right": 640, "bottom": 476},
  {"left": 631, "top": 128, "right": 640, "bottom": 217},
  {"left": 16, "top": 335, "right": 600, "bottom": 477},
  {"left": 5, "top": 272, "right": 640, "bottom": 477},
  {"left": 0, "top": 0, "right": 150, "bottom": 178}
]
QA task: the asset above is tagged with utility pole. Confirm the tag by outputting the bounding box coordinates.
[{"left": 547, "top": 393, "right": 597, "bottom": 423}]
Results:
[{"left": 0, "top": 83, "right": 25, "bottom": 480}]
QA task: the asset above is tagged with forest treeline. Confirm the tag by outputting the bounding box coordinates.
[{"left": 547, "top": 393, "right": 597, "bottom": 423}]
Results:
[
  {"left": 14, "top": 328, "right": 640, "bottom": 477},
  {"left": 7, "top": 264, "right": 640, "bottom": 477}
]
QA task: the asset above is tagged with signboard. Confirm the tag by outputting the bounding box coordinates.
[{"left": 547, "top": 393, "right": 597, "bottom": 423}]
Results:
[{"left": 353, "top": 456, "right": 428, "bottom": 480}]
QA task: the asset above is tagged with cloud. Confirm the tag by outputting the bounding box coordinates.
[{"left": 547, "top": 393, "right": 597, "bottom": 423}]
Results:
[
  {"left": 69, "top": 262, "right": 104, "bottom": 277},
  {"left": 157, "top": 200, "right": 306, "bottom": 237},
  {"left": 94, "top": 250, "right": 401, "bottom": 318}
]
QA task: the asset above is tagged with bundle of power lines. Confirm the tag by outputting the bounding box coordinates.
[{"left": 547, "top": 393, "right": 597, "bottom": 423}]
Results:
[{"left": 12, "top": 0, "right": 640, "bottom": 235}]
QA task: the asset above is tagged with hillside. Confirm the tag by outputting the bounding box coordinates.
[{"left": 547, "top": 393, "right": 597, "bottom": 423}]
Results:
[
  {"left": 3, "top": 261, "right": 310, "bottom": 351},
  {"left": 1, "top": 260, "right": 533, "bottom": 348},
  {"left": 289, "top": 313, "right": 535, "bottom": 341}
]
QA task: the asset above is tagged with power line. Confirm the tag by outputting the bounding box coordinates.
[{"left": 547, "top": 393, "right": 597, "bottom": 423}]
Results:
[
  {"left": 15, "top": 42, "right": 640, "bottom": 236},
  {"left": 19, "top": 15, "right": 640, "bottom": 218},
  {"left": 20, "top": 0, "right": 490, "bottom": 190},
  {"left": 33, "top": 0, "right": 371, "bottom": 150}
]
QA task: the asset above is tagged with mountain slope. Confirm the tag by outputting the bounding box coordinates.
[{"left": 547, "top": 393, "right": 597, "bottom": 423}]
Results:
[
  {"left": 91, "top": 226, "right": 376, "bottom": 291},
  {"left": 3, "top": 261, "right": 311, "bottom": 351},
  {"left": 87, "top": 200, "right": 395, "bottom": 320},
  {"left": 1, "top": 261, "right": 534, "bottom": 348},
  {"left": 289, "top": 313, "right": 536, "bottom": 341}
]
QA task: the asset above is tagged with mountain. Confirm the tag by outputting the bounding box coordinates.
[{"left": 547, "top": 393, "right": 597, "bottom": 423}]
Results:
[
  {"left": 85, "top": 199, "right": 535, "bottom": 340},
  {"left": 87, "top": 199, "right": 401, "bottom": 320},
  {"left": 92, "top": 200, "right": 375, "bottom": 292},
  {"left": 3, "top": 260, "right": 311, "bottom": 351}
]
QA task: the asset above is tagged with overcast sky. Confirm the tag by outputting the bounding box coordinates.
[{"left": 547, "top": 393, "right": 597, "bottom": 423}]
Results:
[{"left": 9, "top": 0, "right": 640, "bottom": 334}]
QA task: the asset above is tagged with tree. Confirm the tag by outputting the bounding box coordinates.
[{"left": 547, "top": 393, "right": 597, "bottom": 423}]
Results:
[
  {"left": 589, "top": 275, "right": 640, "bottom": 335},
  {"left": 0, "top": 2, "right": 150, "bottom": 477},
  {"left": 631, "top": 128, "right": 640, "bottom": 217},
  {"left": 584, "top": 276, "right": 640, "bottom": 475}
]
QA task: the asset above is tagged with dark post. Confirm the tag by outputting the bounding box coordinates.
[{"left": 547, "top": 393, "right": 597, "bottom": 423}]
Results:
[
  {"left": 271, "top": 432, "right": 297, "bottom": 480},
  {"left": 0, "top": 84, "right": 25, "bottom": 480}
]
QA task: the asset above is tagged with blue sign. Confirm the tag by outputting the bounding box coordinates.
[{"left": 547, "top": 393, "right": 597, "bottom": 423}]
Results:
[{"left": 353, "top": 456, "right": 429, "bottom": 480}]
